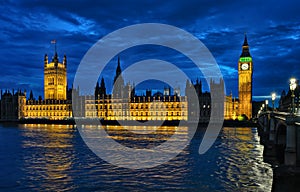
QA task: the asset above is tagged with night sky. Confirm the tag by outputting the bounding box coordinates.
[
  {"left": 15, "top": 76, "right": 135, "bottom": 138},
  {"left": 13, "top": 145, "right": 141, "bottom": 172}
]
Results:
[{"left": 0, "top": 0, "right": 299, "bottom": 101}]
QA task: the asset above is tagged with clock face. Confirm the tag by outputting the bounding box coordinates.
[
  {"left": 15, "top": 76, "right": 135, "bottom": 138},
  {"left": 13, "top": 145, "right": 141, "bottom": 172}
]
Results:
[{"left": 241, "top": 63, "right": 249, "bottom": 70}]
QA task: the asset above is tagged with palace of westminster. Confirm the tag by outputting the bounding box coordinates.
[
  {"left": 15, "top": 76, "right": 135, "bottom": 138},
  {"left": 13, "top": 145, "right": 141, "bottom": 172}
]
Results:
[{"left": 0, "top": 36, "right": 254, "bottom": 122}]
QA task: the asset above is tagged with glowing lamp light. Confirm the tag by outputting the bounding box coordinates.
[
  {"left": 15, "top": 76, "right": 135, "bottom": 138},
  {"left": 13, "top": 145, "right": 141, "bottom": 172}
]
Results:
[
  {"left": 290, "top": 78, "right": 297, "bottom": 91},
  {"left": 290, "top": 78, "right": 297, "bottom": 114},
  {"left": 271, "top": 92, "right": 276, "bottom": 111},
  {"left": 271, "top": 93, "right": 276, "bottom": 101}
]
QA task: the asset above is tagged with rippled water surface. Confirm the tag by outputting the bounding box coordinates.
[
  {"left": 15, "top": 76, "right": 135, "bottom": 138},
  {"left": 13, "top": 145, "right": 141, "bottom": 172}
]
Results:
[{"left": 0, "top": 123, "right": 272, "bottom": 191}]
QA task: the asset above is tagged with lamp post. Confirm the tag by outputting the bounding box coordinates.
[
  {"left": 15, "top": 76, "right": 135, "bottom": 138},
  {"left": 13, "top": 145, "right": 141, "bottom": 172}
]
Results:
[
  {"left": 297, "top": 94, "right": 300, "bottom": 115},
  {"left": 290, "top": 78, "right": 297, "bottom": 114},
  {"left": 262, "top": 104, "right": 265, "bottom": 112},
  {"left": 285, "top": 78, "right": 297, "bottom": 166},
  {"left": 271, "top": 93, "right": 276, "bottom": 111},
  {"left": 265, "top": 100, "right": 269, "bottom": 111}
]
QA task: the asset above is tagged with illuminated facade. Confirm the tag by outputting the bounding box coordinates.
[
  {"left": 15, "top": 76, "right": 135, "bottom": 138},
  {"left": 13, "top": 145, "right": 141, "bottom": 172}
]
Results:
[
  {"left": 84, "top": 57, "right": 189, "bottom": 121},
  {"left": 238, "top": 34, "right": 253, "bottom": 119},
  {"left": 0, "top": 52, "right": 189, "bottom": 121},
  {"left": 84, "top": 95, "right": 188, "bottom": 121},
  {"left": 20, "top": 52, "right": 72, "bottom": 120},
  {"left": 0, "top": 36, "right": 253, "bottom": 121},
  {"left": 44, "top": 53, "right": 67, "bottom": 100},
  {"left": 25, "top": 99, "right": 72, "bottom": 120},
  {"left": 222, "top": 34, "right": 254, "bottom": 120}
]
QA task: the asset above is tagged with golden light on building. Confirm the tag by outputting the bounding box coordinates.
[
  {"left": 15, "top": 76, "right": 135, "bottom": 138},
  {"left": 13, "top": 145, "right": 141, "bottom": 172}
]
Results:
[
  {"left": 238, "top": 34, "right": 253, "bottom": 119},
  {"left": 25, "top": 100, "right": 72, "bottom": 120},
  {"left": 84, "top": 95, "right": 188, "bottom": 121},
  {"left": 23, "top": 51, "right": 71, "bottom": 120},
  {"left": 0, "top": 35, "right": 254, "bottom": 121},
  {"left": 44, "top": 53, "right": 67, "bottom": 100}
]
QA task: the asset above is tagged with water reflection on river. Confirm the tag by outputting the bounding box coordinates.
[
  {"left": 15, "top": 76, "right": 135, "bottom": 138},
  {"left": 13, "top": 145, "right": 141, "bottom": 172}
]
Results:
[{"left": 0, "top": 124, "right": 273, "bottom": 191}]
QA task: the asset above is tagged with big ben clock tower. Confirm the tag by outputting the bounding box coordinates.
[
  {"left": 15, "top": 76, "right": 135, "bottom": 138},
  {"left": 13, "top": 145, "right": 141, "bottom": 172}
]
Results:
[{"left": 238, "top": 34, "right": 253, "bottom": 119}]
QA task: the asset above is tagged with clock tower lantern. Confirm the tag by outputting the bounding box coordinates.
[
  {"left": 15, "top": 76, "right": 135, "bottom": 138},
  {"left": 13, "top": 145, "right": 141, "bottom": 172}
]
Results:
[{"left": 238, "top": 34, "right": 253, "bottom": 119}]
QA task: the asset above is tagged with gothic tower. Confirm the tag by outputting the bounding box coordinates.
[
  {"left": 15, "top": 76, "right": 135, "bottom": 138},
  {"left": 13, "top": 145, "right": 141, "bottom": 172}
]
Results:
[
  {"left": 112, "top": 56, "right": 125, "bottom": 98},
  {"left": 44, "top": 51, "right": 67, "bottom": 100},
  {"left": 238, "top": 34, "right": 253, "bottom": 119},
  {"left": 99, "top": 77, "right": 107, "bottom": 96}
]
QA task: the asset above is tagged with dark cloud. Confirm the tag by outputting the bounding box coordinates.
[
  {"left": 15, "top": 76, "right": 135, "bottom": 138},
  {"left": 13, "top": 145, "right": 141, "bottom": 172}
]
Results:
[{"left": 0, "top": 0, "right": 299, "bottom": 99}]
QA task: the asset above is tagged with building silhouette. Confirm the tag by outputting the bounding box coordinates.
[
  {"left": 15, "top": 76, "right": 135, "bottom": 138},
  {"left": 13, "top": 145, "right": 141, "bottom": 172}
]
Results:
[
  {"left": 0, "top": 90, "right": 26, "bottom": 120},
  {"left": 278, "top": 83, "right": 300, "bottom": 112}
]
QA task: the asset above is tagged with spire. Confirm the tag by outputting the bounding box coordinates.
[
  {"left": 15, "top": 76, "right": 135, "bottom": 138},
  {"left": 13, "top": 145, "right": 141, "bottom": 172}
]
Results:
[
  {"left": 100, "top": 77, "right": 106, "bottom": 96},
  {"left": 113, "top": 56, "right": 124, "bottom": 98},
  {"left": 44, "top": 54, "right": 48, "bottom": 66},
  {"left": 243, "top": 33, "right": 248, "bottom": 46},
  {"left": 114, "top": 56, "right": 123, "bottom": 84},
  {"left": 240, "top": 33, "right": 251, "bottom": 57},
  {"left": 116, "top": 56, "right": 121, "bottom": 76},
  {"left": 29, "top": 90, "right": 34, "bottom": 100},
  {"left": 63, "top": 54, "right": 67, "bottom": 66},
  {"left": 100, "top": 77, "right": 105, "bottom": 88}
]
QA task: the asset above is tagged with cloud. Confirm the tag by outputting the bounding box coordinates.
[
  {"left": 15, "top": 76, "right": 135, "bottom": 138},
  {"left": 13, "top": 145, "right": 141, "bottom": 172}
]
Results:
[{"left": 0, "top": 0, "right": 299, "bottom": 99}]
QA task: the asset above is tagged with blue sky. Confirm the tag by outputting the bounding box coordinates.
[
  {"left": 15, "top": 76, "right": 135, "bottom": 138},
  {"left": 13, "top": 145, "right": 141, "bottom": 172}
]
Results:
[{"left": 0, "top": 0, "right": 299, "bottom": 100}]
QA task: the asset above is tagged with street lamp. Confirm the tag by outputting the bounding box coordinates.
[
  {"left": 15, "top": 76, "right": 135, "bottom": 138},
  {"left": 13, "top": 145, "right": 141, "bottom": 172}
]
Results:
[
  {"left": 290, "top": 78, "right": 297, "bottom": 114},
  {"left": 271, "top": 92, "right": 276, "bottom": 111},
  {"left": 262, "top": 104, "right": 265, "bottom": 112},
  {"left": 265, "top": 100, "right": 269, "bottom": 111}
]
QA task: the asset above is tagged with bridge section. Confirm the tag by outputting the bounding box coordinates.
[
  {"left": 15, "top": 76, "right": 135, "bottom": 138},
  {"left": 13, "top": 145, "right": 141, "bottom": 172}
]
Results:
[{"left": 258, "top": 111, "right": 300, "bottom": 166}]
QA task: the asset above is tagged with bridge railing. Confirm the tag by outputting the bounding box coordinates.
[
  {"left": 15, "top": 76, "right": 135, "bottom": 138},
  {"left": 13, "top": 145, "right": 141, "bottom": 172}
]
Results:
[{"left": 257, "top": 110, "right": 300, "bottom": 166}]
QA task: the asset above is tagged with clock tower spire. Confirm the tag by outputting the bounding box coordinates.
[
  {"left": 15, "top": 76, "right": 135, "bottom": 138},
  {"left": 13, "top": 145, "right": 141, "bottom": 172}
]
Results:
[
  {"left": 240, "top": 33, "right": 251, "bottom": 57},
  {"left": 238, "top": 34, "right": 253, "bottom": 119}
]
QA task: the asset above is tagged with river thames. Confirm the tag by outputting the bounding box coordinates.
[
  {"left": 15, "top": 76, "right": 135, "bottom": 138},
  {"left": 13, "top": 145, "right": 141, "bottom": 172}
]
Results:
[{"left": 0, "top": 123, "right": 272, "bottom": 191}]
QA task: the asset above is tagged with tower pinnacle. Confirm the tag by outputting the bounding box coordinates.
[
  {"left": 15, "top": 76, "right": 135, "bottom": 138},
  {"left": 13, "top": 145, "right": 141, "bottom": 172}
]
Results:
[
  {"left": 240, "top": 34, "right": 251, "bottom": 57},
  {"left": 113, "top": 56, "right": 124, "bottom": 98},
  {"left": 243, "top": 33, "right": 248, "bottom": 46},
  {"left": 114, "top": 56, "right": 122, "bottom": 84}
]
